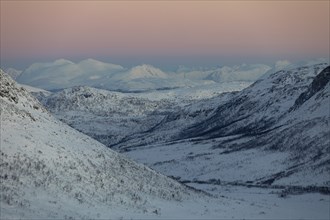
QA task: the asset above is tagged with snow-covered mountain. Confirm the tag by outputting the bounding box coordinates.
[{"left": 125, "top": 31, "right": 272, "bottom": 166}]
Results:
[
  {"left": 117, "top": 64, "right": 168, "bottom": 80},
  {"left": 181, "top": 63, "right": 328, "bottom": 139},
  {"left": 0, "top": 70, "right": 225, "bottom": 219},
  {"left": 16, "top": 59, "right": 125, "bottom": 91},
  {"left": 102, "top": 68, "right": 196, "bottom": 92},
  {"left": 120, "top": 62, "right": 330, "bottom": 189},
  {"left": 16, "top": 59, "right": 271, "bottom": 92}
]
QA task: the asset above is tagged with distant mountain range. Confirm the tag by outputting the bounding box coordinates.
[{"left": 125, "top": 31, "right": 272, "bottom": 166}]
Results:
[{"left": 15, "top": 58, "right": 272, "bottom": 92}]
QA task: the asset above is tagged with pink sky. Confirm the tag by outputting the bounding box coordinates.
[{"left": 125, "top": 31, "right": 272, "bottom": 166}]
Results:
[{"left": 1, "top": 1, "right": 329, "bottom": 68}]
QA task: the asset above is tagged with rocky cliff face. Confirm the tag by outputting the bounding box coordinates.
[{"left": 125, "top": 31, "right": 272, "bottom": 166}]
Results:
[{"left": 291, "top": 66, "right": 330, "bottom": 110}]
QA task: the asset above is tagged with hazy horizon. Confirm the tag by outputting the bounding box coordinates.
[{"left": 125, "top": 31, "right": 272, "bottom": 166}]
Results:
[{"left": 1, "top": 1, "right": 329, "bottom": 70}]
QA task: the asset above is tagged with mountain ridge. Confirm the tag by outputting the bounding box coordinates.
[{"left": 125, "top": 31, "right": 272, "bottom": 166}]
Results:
[{"left": 16, "top": 58, "right": 271, "bottom": 92}]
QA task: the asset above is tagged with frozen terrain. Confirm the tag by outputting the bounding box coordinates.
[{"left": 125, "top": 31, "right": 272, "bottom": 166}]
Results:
[{"left": 1, "top": 59, "right": 329, "bottom": 219}]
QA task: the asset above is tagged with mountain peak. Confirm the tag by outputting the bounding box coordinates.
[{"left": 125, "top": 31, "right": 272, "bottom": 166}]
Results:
[
  {"left": 53, "top": 58, "right": 74, "bottom": 65},
  {"left": 128, "top": 64, "right": 168, "bottom": 79}
]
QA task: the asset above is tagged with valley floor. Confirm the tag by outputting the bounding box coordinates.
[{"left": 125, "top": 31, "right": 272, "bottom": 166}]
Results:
[
  {"left": 123, "top": 139, "right": 330, "bottom": 219},
  {"left": 2, "top": 185, "right": 328, "bottom": 219},
  {"left": 188, "top": 184, "right": 329, "bottom": 219}
]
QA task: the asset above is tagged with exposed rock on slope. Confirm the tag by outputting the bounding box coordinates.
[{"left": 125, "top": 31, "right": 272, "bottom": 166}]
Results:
[
  {"left": 291, "top": 66, "right": 330, "bottom": 110},
  {"left": 181, "top": 63, "right": 328, "bottom": 139}
]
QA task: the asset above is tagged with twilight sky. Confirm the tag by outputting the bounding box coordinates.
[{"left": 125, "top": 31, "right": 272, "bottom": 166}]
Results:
[{"left": 1, "top": 1, "right": 329, "bottom": 69}]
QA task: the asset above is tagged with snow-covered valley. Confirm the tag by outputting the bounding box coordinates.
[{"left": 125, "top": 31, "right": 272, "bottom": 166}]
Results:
[{"left": 1, "top": 59, "right": 330, "bottom": 219}]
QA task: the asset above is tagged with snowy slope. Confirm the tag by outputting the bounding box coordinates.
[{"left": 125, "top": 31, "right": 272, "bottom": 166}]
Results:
[{"left": 0, "top": 70, "right": 227, "bottom": 219}]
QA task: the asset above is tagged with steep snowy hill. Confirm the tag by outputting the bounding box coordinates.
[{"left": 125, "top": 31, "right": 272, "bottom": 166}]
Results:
[
  {"left": 16, "top": 59, "right": 270, "bottom": 92},
  {"left": 0, "top": 70, "right": 224, "bottom": 219}
]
